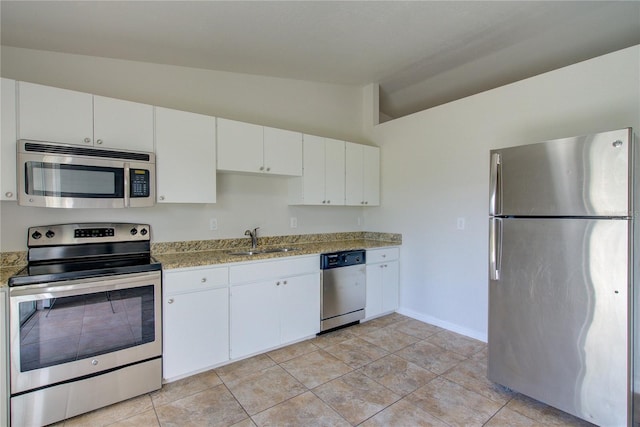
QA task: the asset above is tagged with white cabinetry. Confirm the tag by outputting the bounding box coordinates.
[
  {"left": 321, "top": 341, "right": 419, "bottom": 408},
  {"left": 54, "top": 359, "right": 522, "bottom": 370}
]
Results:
[
  {"left": 217, "top": 118, "right": 302, "bottom": 176},
  {"left": 289, "top": 135, "right": 345, "bottom": 205},
  {"left": 155, "top": 107, "right": 216, "bottom": 203},
  {"left": 1, "top": 78, "right": 17, "bottom": 201},
  {"left": 18, "top": 82, "right": 154, "bottom": 152},
  {"left": 365, "top": 248, "right": 400, "bottom": 320},
  {"left": 163, "top": 267, "right": 229, "bottom": 381},
  {"left": 229, "top": 256, "right": 319, "bottom": 359},
  {"left": 345, "top": 142, "right": 380, "bottom": 206},
  {"left": 1, "top": 289, "right": 7, "bottom": 427}
]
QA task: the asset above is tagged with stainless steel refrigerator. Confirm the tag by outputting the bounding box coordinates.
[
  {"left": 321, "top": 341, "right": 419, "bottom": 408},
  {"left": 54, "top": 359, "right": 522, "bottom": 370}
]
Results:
[{"left": 488, "top": 127, "right": 635, "bottom": 427}]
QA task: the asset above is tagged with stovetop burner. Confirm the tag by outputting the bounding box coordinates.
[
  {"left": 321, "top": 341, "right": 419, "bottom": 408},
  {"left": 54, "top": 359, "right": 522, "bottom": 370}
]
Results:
[{"left": 9, "top": 223, "right": 161, "bottom": 287}]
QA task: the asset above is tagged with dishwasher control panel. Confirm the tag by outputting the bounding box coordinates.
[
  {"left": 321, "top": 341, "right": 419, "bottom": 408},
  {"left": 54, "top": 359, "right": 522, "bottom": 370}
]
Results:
[{"left": 321, "top": 250, "right": 366, "bottom": 269}]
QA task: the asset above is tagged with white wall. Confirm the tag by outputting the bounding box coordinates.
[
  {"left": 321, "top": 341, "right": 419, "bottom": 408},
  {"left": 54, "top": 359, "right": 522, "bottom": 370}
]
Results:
[
  {"left": 365, "top": 45, "right": 640, "bottom": 341},
  {"left": 0, "top": 47, "right": 367, "bottom": 251}
]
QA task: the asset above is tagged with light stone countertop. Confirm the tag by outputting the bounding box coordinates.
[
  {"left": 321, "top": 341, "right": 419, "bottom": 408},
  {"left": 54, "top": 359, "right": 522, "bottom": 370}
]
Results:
[{"left": 1, "top": 232, "right": 402, "bottom": 287}]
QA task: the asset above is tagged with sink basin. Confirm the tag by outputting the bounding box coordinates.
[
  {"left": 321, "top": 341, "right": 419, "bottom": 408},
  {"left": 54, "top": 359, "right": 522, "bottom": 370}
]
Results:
[
  {"left": 227, "top": 250, "right": 263, "bottom": 256},
  {"left": 227, "top": 247, "right": 299, "bottom": 256}
]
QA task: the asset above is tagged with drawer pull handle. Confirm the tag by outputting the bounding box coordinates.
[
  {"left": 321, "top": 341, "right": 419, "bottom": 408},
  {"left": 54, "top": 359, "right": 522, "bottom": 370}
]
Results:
[
  {"left": 201, "top": 277, "right": 207, "bottom": 283},
  {"left": 168, "top": 298, "right": 174, "bottom": 304}
]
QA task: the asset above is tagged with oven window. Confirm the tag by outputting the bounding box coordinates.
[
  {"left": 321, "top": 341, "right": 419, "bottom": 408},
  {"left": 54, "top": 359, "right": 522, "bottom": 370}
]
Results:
[
  {"left": 25, "top": 162, "right": 124, "bottom": 198},
  {"left": 19, "top": 285, "right": 155, "bottom": 372}
]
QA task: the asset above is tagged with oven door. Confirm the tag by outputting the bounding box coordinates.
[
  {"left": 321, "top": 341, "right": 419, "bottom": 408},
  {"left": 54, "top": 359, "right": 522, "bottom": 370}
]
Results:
[{"left": 9, "top": 271, "right": 162, "bottom": 395}]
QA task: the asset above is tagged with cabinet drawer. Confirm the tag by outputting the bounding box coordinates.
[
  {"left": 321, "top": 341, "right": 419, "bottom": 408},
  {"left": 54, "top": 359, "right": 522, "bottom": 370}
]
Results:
[
  {"left": 230, "top": 256, "right": 318, "bottom": 284},
  {"left": 366, "top": 247, "right": 399, "bottom": 264},
  {"left": 164, "top": 267, "right": 228, "bottom": 295}
]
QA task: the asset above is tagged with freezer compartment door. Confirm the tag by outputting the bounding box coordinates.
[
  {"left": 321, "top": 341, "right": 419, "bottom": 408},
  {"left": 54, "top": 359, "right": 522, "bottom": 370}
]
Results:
[
  {"left": 488, "top": 218, "right": 629, "bottom": 426},
  {"left": 489, "top": 128, "right": 631, "bottom": 217}
]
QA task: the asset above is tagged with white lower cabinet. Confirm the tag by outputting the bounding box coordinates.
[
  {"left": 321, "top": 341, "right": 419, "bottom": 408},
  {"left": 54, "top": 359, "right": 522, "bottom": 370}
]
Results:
[
  {"left": 163, "top": 267, "right": 229, "bottom": 381},
  {"left": 365, "top": 248, "right": 400, "bottom": 319},
  {"left": 230, "top": 256, "right": 320, "bottom": 359}
]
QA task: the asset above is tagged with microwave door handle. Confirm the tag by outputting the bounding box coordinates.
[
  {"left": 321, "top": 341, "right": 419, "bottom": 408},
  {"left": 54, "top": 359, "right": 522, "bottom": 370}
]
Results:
[{"left": 124, "top": 162, "right": 130, "bottom": 207}]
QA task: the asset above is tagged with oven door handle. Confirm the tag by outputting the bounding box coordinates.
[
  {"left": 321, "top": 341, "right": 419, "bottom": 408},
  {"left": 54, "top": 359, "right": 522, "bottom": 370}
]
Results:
[
  {"left": 9, "top": 271, "right": 161, "bottom": 299},
  {"left": 124, "top": 162, "right": 131, "bottom": 208}
]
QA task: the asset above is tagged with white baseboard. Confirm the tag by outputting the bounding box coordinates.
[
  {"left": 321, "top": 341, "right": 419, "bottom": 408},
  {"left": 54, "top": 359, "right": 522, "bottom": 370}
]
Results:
[{"left": 397, "top": 307, "right": 488, "bottom": 343}]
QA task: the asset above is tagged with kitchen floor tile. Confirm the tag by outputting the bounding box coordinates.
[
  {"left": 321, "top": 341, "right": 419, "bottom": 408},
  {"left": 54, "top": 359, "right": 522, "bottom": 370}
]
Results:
[
  {"left": 395, "top": 340, "right": 467, "bottom": 374},
  {"left": 406, "top": 376, "right": 503, "bottom": 426},
  {"left": 312, "top": 370, "right": 400, "bottom": 425},
  {"left": 389, "top": 317, "right": 443, "bottom": 339},
  {"left": 360, "top": 398, "right": 449, "bottom": 427},
  {"left": 225, "top": 365, "right": 307, "bottom": 415},
  {"left": 251, "top": 391, "right": 350, "bottom": 427},
  {"left": 54, "top": 313, "right": 596, "bottom": 427},
  {"left": 361, "top": 326, "right": 420, "bottom": 352},
  {"left": 280, "top": 349, "right": 353, "bottom": 388},
  {"left": 426, "top": 329, "right": 487, "bottom": 357},
  {"left": 267, "top": 340, "right": 319, "bottom": 363},
  {"left": 106, "top": 409, "right": 160, "bottom": 427},
  {"left": 443, "top": 357, "right": 514, "bottom": 404},
  {"left": 323, "top": 336, "right": 388, "bottom": 368},
  {"left": 150, "top": 369, "right": 222, "bottom": 407},
  {"left": 154, "top": 384, "right": 248, "bottom": 427},
  {"left": 360, "top": 354, "right": 437, "bottom": 397},
  {"left": 215, "top": 353, "right": 276, "bottom": 383}
]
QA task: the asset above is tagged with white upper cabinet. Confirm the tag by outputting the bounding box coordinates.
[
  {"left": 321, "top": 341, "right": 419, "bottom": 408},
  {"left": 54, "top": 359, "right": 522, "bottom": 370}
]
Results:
[
  {"left": 217, "top": 118, "right": 302, "bottom": 176},
  {"left": 18, "top": 82, "right": 153, "bottom": 152},
  {"left": 155, "top": 107, "right": 216, "bottom": 204},
  {"left": 93, "top": 95, "right": 154, "bottom": 151},
  {"left": 289, "top": 135, "right": 345, "bottom": 205},
  {"left": 1, "top": 78, "right": 17, "bottom": 201},
  {"left": 345, "top": 142, "right": 380, "bottom": 206},
  {"left": 263, "top": 127, "right": 303, "bottom": 176}
]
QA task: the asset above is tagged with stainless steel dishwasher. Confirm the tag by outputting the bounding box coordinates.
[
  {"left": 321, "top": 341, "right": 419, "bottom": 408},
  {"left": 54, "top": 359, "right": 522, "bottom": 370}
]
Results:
[{"left": 320, "top": 250, "right": 366, "bottom": 332}]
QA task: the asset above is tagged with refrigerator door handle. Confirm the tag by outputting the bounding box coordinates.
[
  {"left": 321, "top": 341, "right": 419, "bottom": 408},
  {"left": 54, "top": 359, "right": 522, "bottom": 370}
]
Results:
[
  {"left": 489, "top": 152, "right": 501, "bottom": 215},
  {"left": 489, "top": 218, "right": 502, "bottom": 281}
]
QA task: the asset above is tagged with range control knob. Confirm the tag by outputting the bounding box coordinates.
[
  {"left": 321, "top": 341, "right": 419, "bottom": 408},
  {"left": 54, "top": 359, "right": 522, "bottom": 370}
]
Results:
[
  {"left": 45, "top": 230, "right": 55, "bottom": 239},
  {"left": 31, "top": 231, "right": 42, "bottom": 240},
  {"left": 130, "top": 228, "right": 138, "bottom": 236},
  {"left": 140, "top": 228, "right": 148, "bottom": 236}
]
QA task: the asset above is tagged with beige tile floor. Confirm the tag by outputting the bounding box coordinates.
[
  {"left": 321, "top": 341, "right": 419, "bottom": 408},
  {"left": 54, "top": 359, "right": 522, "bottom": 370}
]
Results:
[{"left": 54, "top": 313, "right": 595, "bottom": 426}]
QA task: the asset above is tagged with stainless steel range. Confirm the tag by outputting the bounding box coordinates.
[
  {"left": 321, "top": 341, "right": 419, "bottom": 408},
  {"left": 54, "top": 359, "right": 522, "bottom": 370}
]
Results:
[{"left": 8, "top": 223, "right": 162, "bottom": 427}]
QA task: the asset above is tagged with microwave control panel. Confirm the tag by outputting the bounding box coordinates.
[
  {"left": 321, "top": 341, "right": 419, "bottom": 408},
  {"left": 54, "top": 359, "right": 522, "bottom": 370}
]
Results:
[{"left": 130, "top": 169, "right": 150, "bottom": 198}]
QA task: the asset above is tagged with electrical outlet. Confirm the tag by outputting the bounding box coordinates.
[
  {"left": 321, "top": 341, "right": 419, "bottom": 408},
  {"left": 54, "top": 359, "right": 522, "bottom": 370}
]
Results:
[
  {"left": 210, "top": 218, "right": 218, "bottom": 231},
  {"left": 457, "top": 217, "right": 465, "bottom": 230},
  {"left": 290, "top": 217, "right": 298, "bottom": 228}
]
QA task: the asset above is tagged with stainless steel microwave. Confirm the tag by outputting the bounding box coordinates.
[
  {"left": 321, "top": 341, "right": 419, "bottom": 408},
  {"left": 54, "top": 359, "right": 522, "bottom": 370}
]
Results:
[{"left": 17, "top": 140, "right": 156, "bottom": 208}]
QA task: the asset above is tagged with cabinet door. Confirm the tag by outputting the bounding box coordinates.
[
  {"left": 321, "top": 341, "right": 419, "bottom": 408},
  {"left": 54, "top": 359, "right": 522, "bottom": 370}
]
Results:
[
  {"left": 263, "top": 127, "right": 302, "bottom": 176},
  {"left": 280, "top": 273, "right": 320, "bottom": 343},
  {"left": 362, "top": 145, "right": 380, "bottom": 206},
  {"left": 381, "top": 261, "right": 399, "bottom": 312},
  {"left": 155, "top": 107, "right": 216, "bottom": 203},
  {"left": 301, "top": 135, "right": 326, "bottom": 204},
  {"left": 163, "top": 288, "right": 229, "bottom": 380},
  {"left": 345, "top": 142, "right": 364, "bottom": 205},
  {"left": 324, "top": 138, "right": 345, "bottom": 205},
  {"left": 230, "top": 281, "right": 280, "bottom": 359},
  {"left": 18, "top": 81, "right": 93, "bottom": 146},
  {"left": 365, "top": 264, "right": 383, "bottom": 319},
  {"left": 93, "top": 96, "right": 154, "bottom": 152},
  {"left": 217, "top": 118, "right": 263, "bottom": 173},
  {"left": 1, "top": 78, "right": 17, "bottom": 201}
]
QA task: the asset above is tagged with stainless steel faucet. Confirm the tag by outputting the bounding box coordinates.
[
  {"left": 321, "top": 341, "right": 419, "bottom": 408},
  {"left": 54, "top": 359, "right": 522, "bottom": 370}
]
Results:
[{"left": 244, "top": 227, "right": 259, "bottom": 249}]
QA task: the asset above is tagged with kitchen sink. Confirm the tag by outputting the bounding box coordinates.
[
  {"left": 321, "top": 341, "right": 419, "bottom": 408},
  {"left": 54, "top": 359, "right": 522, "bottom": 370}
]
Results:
[{"left": 227, "top": 247, "right": 299, "bottom": 256}]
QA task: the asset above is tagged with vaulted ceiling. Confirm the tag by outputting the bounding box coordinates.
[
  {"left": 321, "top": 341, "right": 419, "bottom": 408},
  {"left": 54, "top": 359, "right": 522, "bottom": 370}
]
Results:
[{"left": 2, "top": 1, "right": 639, "bottom": 122}]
